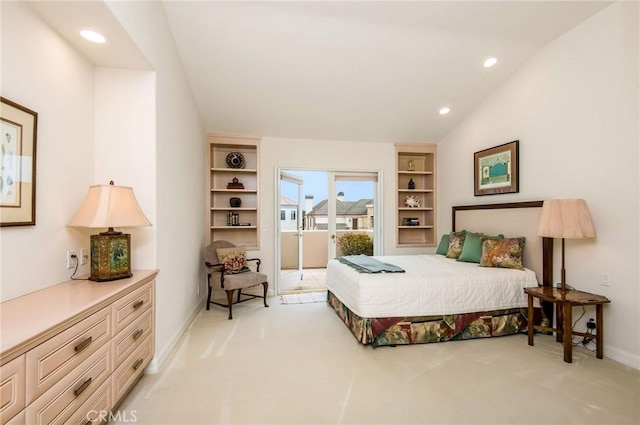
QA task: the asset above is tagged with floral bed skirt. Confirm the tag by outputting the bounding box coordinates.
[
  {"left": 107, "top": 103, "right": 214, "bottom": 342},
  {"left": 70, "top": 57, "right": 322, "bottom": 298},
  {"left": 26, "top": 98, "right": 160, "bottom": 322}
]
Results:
[{"left": 327, "top": 291, "right": 533, "bottom": 347}]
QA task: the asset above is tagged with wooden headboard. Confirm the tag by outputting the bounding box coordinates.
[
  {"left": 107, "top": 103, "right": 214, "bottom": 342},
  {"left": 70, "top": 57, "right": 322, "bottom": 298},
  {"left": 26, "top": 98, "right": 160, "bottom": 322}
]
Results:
[{"left": 452, "top": 201, "right": 553, "bottom": 289}]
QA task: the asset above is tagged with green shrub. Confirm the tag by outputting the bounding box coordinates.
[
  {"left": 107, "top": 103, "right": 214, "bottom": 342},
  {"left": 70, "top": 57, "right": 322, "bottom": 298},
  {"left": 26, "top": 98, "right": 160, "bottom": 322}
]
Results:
[{"left": 338, "top": 233, "right": 373, "bottom": 256}]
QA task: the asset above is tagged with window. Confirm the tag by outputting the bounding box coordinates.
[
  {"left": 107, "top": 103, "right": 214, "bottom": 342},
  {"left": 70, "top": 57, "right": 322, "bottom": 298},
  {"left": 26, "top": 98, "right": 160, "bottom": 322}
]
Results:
[
  {"left": 281, "top": 210, "right": 286, "bottom": 220},
  {"left": 352, "top": 218, "right": 358, "bottom": 230},
  {"left": 291, "top": 210, "right": 296, "bottom": 221}
]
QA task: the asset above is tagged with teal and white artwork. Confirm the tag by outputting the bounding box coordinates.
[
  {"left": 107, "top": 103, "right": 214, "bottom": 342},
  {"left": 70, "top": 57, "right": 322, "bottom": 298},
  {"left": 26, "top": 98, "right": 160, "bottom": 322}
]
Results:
[{"left": 479, "top": 150, "right": 511, "bottom": 189}]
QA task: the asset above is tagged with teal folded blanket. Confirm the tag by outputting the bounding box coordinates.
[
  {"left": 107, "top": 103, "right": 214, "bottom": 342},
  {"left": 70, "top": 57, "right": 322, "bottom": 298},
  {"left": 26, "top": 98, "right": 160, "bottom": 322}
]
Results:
[{"left": 337, "top": 255, "right": 405, "bottom": 274}]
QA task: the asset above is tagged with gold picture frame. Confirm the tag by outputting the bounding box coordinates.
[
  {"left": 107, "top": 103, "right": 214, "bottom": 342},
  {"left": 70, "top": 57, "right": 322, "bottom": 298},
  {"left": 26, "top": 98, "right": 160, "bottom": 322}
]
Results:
[
  {"left": 474, "top": 140, "right": 519, "bottom": 196},
  {"left": 0, "top": 97, "right": 38, "bottom": 226}
]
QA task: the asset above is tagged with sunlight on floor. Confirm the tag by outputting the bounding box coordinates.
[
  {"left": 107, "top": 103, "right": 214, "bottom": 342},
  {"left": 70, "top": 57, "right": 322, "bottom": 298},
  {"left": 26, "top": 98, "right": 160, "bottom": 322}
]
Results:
[{"left": 279, "top": 268, "right": 326, "bottom": 293}]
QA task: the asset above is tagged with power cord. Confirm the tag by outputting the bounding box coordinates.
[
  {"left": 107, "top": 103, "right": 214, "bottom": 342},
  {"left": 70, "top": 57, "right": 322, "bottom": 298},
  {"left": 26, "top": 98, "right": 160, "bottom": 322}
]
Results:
[
  {"left": 69, "top": 254, "right": 84, "bottom": 280},
  {"left": 581, "top": 319, "right": 597, "bottom": 352},
  {"left": 570, "top": 306, "right": 586, "bottom": 346}
]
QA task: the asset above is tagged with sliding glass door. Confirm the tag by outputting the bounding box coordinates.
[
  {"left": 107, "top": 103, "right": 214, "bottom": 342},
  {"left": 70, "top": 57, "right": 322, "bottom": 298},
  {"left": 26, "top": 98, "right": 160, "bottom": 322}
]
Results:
[
  {"left": 276, "top": 168, "right": 381, "bottom": 294},
  {"left": 328, "top": 171, "right": 380, "bottom": 260}
]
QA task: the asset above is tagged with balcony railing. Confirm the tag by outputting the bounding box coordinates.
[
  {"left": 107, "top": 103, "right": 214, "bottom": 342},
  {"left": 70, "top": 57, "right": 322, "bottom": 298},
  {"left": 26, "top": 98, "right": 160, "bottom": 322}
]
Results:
[{"left": 280, "top": 229, "right": 374, "bottom": 269}]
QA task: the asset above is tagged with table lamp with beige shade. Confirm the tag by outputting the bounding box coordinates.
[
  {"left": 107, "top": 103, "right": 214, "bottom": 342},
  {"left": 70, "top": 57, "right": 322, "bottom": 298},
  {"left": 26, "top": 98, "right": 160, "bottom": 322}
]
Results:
[
  {"left": 537, "top": 199, "right": 596, "bottom": 295},
  {"left": 68, "top": 181, "right": 151, "bottom": 281}
]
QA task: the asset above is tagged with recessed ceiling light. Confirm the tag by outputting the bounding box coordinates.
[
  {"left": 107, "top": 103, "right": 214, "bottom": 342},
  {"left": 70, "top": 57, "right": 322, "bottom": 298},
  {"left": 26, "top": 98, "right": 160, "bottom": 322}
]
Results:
[
  {"left": 484, "top": 57, "right": 498, "bottom": 68},
  {"left": 439, "top": 107, "right": 450, "bottom": 115},
  {"left": 80, "top": 30, "right": 107, "bottom": 44}
]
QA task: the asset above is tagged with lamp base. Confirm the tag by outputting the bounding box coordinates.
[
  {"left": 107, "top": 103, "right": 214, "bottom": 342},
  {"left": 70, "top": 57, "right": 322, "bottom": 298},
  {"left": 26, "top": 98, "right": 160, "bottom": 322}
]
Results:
[{"left": 90, "top": 232, "right": 132, "bottom": 282}]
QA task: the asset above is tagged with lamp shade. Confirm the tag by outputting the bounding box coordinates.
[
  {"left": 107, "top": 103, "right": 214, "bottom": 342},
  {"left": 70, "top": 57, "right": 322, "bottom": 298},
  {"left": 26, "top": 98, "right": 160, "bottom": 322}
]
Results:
[
  {"left": 68, "top": 183, "right": 151, "bottom": 229},
  {"left": 537, "top": 199, "right": 595, "bottom": 239}
]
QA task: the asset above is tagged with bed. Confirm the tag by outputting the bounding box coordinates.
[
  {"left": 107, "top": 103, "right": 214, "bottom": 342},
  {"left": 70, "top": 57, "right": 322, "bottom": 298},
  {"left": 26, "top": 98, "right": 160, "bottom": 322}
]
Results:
[{"left": 326, "top": 201, "right": 553, "bottom": 347}]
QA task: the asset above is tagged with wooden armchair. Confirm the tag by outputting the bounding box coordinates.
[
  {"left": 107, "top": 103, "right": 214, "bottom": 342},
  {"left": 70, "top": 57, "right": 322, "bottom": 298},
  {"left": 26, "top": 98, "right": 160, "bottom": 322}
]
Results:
[{"left": 204, "top": 240, "right": 269, "bottom": 319}]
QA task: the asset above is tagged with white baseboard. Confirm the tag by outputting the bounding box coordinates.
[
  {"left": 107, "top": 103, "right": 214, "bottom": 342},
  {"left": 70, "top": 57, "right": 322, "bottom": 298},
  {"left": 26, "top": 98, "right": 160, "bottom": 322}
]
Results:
[
  {"left": 145, "top": 296, "right": 205, "bottom": 374},
  {"left": 606, "top": 346, "right": 640, "bottom": 370}
]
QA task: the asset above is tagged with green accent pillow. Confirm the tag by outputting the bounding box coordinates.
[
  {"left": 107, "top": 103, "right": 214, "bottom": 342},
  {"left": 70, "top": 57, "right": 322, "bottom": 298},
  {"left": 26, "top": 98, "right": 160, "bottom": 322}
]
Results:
[
  {"left": 457, "top": 232, "right": 504, "bottom": 263},
  {"left": 435, "top": 234, "right": 450, "bottom": 255}
]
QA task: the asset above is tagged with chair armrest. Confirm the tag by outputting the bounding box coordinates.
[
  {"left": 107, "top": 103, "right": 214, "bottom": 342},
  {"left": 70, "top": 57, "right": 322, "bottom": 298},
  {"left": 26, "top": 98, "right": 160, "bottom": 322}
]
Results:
[
  {"left": 205, "top": 261, "right": 223, "bottom": 268},
  {"left": 247, "top": 258, "right": 262, "bottom": 272}
]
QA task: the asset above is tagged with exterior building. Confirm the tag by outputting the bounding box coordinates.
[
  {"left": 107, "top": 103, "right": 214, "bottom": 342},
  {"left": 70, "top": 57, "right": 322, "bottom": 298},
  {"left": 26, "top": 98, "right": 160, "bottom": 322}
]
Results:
[
  {"left": 280, "top": 196, "right": 298, "bottom": 231},
  {"left": 305, "top": 192, "right": 374, "bottom": 231}
]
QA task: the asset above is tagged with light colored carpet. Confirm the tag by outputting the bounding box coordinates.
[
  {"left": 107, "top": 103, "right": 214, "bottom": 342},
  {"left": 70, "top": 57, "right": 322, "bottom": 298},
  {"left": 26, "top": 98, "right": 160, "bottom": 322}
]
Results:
[{"left": 113, "top": 297, "right": 640, "bottom": 425}]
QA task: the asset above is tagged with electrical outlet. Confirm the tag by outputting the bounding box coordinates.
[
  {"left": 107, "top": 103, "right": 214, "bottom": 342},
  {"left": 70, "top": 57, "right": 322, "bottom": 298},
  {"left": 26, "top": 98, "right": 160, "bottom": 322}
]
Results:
[
  {"left": 80, "top": 248, "right": 89, "bottom": 265},
  {"left": 66, "top": 250, "right": 77, "bottom": 269},
  {"left": 601, "top": 272, "right": 610, "bottom": 286}
]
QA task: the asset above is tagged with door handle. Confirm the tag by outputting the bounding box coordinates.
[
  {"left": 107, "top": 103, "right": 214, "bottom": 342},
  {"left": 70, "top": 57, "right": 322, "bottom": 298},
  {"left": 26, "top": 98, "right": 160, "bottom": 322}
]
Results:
[{"left": 331, "top": 234, "right": 336, "bottom": 243}]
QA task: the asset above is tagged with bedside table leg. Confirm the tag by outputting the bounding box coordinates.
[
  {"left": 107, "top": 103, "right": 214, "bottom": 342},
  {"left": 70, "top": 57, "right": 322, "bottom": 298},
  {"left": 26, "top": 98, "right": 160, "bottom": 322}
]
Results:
[
  {"left": 527, "top": 294, "right": 534, "bottom": 346},
  {"left": 556, "top": 301, "right": 564, "bottom": 343},
  {"left": 596, "top": 304, "right": 604, "bottom": 359},
  {"left": 563, "top": 301, "right": 572, "bottom": 363}
]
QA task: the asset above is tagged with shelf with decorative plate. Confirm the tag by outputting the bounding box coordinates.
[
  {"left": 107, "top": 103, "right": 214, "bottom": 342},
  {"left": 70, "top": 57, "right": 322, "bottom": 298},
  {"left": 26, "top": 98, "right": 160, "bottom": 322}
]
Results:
[{"left": 207, "top": 134, "right": 260, "bottom": 250}]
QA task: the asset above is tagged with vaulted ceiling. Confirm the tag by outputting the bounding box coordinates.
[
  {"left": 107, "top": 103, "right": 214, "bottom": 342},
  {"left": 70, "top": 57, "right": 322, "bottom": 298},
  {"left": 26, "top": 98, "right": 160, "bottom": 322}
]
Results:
[{"left": 29, "top": 1, "right": 612, "bottom": 143}]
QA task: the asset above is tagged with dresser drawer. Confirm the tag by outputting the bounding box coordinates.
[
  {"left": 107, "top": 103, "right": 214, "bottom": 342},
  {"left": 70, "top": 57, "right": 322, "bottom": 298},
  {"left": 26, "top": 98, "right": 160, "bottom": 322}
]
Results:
[
  {"left": 26, "top": 343, "right": 110, "bottom": 425},
  {"left": 111, "top": 283, "right": 152, "bottom": 335},
  {"left": 112, "top": 336, "right": 152, "bottom": 404},
  {"left": 112, "top": 309, "right": 152, "bottom": 369},
  {"left": 65, "top": 377, "right": 111, "bottom": 425},
  {"left": 0, "top": 355, "right": 25, "bottom": 425},
  {"left": 26, "top": 308, "right": 111, "bottom": 404},
  {"left": 4, "top": 409, "right": 24, "bottom": 425}
]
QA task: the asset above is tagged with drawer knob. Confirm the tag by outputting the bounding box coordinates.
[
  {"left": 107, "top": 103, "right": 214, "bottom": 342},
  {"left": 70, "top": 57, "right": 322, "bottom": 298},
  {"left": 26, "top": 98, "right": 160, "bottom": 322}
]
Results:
[
  {"left": 133, "top": 329, "right": 144, "bottom": 340},
  {"left": 133, "top": 300, "right": 144, "bottom": 310},
  {"left": 74, "top": 377, "right": 92, "bottom": 397},
  {"left": 74, "top": 336, "right": 93, "bottom": 353},
  {"left": 132, "top": 358, "right": 144, "bottom": 371}
]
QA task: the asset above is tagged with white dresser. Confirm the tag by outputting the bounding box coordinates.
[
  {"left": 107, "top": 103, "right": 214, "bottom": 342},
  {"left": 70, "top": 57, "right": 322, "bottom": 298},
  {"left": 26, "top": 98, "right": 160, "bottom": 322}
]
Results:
[{"left": 0, "top": 270, "right": 157, "bottom": 425}]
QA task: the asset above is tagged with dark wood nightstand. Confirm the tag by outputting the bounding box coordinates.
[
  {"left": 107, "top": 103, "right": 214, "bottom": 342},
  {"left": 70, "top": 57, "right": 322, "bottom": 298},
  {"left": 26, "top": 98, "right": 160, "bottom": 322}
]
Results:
[{"left": 524, "top": 286, "right": 610, "bottom": 363}]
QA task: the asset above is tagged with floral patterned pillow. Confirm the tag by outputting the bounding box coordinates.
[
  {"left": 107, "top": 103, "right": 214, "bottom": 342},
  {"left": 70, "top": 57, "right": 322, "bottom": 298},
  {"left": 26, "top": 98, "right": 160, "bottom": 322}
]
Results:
[
  {"left": 445, "top": 231, "right": 467, "bottom": 259},
  {"left": 216, "top": 246, "right": 249, "bottom": 274},
  {"left": 480, "top": 237, "right": 526, "bottom": 270}
]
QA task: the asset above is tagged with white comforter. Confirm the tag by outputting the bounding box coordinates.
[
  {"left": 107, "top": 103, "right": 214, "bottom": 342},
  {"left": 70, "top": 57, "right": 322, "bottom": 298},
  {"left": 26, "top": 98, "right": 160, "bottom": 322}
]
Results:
[{"left": 326, "top": 254, "right": 539, "bottom": 318}]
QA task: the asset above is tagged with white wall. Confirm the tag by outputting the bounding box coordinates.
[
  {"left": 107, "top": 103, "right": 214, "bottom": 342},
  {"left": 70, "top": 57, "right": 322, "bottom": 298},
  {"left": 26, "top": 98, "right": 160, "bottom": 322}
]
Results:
[
  {"left": 106, "top": 1, "right": 206, "bottom": 370},
  {"left": 94, "top": 68, "right": 157, "bottom": 269},
  {"left": 1, "top": 1, "right": 206, "bottom": 374},
  {"left": 0, "top": 1, "right": 95, "bottom": 301},
  {"left": 438, "top": 2, "right": 639, "bottom": 368}
]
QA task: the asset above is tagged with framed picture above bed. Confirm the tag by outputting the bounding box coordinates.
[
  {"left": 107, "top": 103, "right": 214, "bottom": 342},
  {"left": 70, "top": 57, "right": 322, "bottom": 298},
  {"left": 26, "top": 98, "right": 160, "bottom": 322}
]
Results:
[{"left": 474, "top": 140, "right": 519, "bottom": 196}]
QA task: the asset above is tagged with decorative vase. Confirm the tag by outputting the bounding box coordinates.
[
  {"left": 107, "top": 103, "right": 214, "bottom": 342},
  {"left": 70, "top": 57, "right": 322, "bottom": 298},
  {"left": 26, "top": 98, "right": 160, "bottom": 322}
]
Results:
[
  {"left": 229, "top": 197, "right": 241, "bottom": 208},
  {"left": 408, "top": 179, "right": 415, "bottom": 189}
]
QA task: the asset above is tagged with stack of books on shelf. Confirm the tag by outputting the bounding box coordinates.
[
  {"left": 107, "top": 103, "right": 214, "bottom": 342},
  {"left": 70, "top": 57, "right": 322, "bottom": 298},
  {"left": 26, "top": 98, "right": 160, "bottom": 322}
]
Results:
[
  {"left": 226, "top": 212, "right": 251, "bottom": 226},
  {"left": 402, "top": 218, "right": 420, "bottom": 226}
]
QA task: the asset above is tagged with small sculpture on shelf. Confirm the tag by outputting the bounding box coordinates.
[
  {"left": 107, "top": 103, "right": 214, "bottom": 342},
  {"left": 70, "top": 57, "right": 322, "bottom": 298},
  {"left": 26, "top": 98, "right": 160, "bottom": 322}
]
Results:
[
  {"left": 408, "top": 179, "right": 415, "bottom": 190},
  {"left": 404, "top": 195, "right": 421, "bottom": 208},
  {"left": 408, "top": 159, "right": 415, "bottom": 171},
  {"left": 227, "top": 177, "right": 244, "bottom": 189}
]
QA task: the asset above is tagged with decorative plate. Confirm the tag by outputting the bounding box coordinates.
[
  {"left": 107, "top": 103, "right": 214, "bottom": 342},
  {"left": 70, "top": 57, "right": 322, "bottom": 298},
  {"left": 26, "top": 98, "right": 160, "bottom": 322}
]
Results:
[{"left": 226, "top": 152, "right": 245, "bottom": 169}]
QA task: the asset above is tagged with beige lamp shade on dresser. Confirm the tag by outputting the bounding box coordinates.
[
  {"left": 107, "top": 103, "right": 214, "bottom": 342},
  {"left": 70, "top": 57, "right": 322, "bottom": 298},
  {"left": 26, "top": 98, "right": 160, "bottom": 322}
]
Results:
[{"left": 68, "top": 181, "right": 151, "bottom": 281}]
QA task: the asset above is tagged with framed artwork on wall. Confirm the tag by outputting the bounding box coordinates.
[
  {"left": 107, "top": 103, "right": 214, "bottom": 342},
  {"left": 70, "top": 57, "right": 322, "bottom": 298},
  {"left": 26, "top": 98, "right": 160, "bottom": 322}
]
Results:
[
  {"left": 474, "top": 140, "right": 519, "bottom": 196},
  {"left": 0, "top": 97, "right": 38, "bottom": 226}
]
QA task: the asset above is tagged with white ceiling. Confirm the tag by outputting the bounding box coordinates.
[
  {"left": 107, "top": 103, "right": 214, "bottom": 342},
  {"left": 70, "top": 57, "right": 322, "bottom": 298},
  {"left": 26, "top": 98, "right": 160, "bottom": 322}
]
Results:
[{"left": 29, "top": 1, "right": 613, "bottom": 143}]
